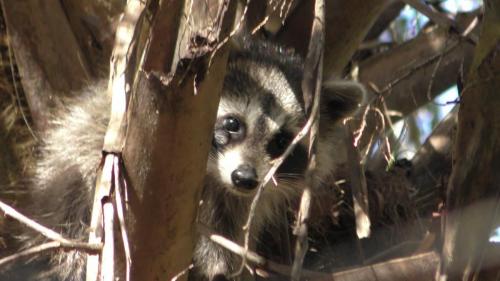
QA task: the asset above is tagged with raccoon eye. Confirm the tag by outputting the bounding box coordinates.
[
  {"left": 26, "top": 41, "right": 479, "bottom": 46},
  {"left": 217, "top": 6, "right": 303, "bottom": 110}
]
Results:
[
  {"left": 267, "top": 131, "right": 292, "bottom": 158},
  {"left": 223, "top": 116, "right": 240, "bottom": 132}
]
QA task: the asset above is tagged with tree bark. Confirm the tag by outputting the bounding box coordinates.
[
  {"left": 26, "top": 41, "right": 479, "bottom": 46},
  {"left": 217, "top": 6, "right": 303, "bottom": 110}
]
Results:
[
  {"left": 439, "top": 1, "right": 500, "bottom": 280},
  {"left": 260, "top": 252, "right": 440, "bottom": 281},
  {"left": 60, "top": 0, "right": 123, "bottom": 69},
  {"left": 324, "top": 252, "right": 439, "bottom": 281},
  {"left": 120, "top": 1, "right": 236, "bottom": 280}
]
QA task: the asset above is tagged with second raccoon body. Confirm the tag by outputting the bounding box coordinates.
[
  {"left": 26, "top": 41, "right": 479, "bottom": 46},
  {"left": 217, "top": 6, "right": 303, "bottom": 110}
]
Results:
[{"left": 18, "top": 40, "right": 363, "bottom": 281}]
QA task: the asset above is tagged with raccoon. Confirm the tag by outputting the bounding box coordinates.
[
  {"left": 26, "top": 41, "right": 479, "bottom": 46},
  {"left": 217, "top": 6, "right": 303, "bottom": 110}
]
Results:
[
  {"left": 191, "top": 41, "right": 364, "bottom": 280},
  {"left": 10, "top": 40, "right": 364, "bottom": 281}
]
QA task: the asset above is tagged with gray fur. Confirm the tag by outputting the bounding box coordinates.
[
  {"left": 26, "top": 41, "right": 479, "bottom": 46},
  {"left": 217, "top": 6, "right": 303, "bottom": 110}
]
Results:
[{"left": 17, "top": 40, "right": 364, "bottom": 281}]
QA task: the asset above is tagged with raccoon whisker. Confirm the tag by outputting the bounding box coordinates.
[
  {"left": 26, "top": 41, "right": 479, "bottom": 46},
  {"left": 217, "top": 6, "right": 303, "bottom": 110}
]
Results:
[
  {"left": 277, "top": 181, "right": 304, "bottom": 190},
  {"left": 276, "top": 172, "right": 303, "bottom": 177},
  {"left": 276, "top": 178, "right": 304, "bottom": 188},
  {"left": 276, "top": 174, "right": 304, "bottom": 180},
  {"left": 276, "top": 176, "right": 303, "bottom": 182},
  {"left": 277, "top": 178, "right": 303, "bottom": 184}
]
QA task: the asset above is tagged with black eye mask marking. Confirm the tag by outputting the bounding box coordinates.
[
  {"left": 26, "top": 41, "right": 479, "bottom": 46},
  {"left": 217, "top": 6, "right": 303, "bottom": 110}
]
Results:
[
  {"left": 267, "top": 130, "right": 308, "bottom": 176},
  {"left": 261, "top": 93, "right": 278, "bottom": 117},
  {"left": 277, "top": 142, "right": 308, "bottom": 176},
  {"left": 267, "top": 130, "right": 293, "bottom": 159}
]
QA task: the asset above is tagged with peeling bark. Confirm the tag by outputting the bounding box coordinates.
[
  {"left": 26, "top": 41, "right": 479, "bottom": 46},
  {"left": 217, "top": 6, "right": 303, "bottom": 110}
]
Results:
[{"left": 120, "top": 1, "right": 236, "bottom": 280}]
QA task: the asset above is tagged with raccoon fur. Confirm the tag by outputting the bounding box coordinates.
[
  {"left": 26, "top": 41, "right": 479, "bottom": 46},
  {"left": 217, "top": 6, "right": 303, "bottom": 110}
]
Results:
[{"left": 9, "top": 40, "right": 364, "bottom": 281}]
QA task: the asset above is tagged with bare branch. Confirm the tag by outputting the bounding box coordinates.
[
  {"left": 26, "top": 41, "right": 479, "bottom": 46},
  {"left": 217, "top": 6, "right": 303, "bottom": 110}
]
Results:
[
  {"left": 240, "top": 85, "right": 322, "bottom": 275},
  {"left": 401, "top": 0, "right": 456, "bottom": 30},
  {"left": 87, "top": 0, "right": 146, "bottom": 280},
  {"left": 240, "top": 48, "right": 325, "bottom": 280},
  {"left": 0, "top": 200, "right": 102, "bottom": 267},
  {"left": 114, "top": 158, "right": 131, "bottom": 281},
  {"left": 0, "top": 200, "right": 69, "bottom": 244},
  {"left": 275, "top": 0, "right": 390, "bottom": 77},
  {"left": 365, "top": 2, "right": 406, "bottom": 41},
  {"left": 359, "top": 12, "right": 478, "bottom": 120},
  {"left": 345, "top": 122, "right": 371, "bottom": 239},
  {"left": 201, "top": 223, "right": 440, "bottom": 281},
  {"left": 86, "top": 154, "right": 116, "bottom": 281},
  {"left": 401, "top": 0, "right": 479, "bottom": 44},
  {"left": 291, "top": 0, "right": 325, "bottom": 278},
  {"left": 101, "top": 201, "right": 115, "bottom": 281},
  {"left": 0, "top": 241, "right": 101, "bottom": 267}
]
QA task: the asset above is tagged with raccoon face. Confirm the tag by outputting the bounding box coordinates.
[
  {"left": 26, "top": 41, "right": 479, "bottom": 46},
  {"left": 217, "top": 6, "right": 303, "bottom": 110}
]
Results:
[
  {"left": 210, "top": 93, "right": 309, "bottom": 196},
  {"left": 206, "top": 45, "right": 365, "bottom": 197}
]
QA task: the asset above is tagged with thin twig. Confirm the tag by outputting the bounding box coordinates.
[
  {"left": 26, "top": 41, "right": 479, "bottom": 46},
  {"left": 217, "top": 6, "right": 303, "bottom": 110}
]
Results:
[
  {"left": 401, "top": 0, "right": 456, "bottom": 30},
  {"left": 86, "top": 154, "right": 115, "bottom": 281},
  {"left": 209, "top": 0, "right": 252, "bottom": 66},
  {"left": 0, "top": 241, "right": 102, "bottom": 267},
  {"left": 4, "top": 23, "right": 38, "bottom": 141},
  {"left": 251, "top": 0, "right": 283, "bottom": 34},
  {"left": 380, "top": 40, "right": 460, "bottom": 96},
  {"left": 171, "top": 263, "right": 194, "bottom": 281},
  {"left": 426, "top": 39, "right": 447, "bottom": 101},
  {"left": 0, "top": 200, "right": 69, "bottom": 243},
  {"left": 114, "top": 157, "right": 131, "bottom": 281},
  {"left": 237, "top": 77, "right": 324, "bottom": 276},
  {"left": 198, "top": 224, "right": 328, "bottom": 280},
  {"left": 402, "top": 0, "right": 478, "bottom": 44},
  {"left": 291, "top": 0, "right": 324, "bottom": 278},
  {"left": 101, "top": 200, "right": 115, "bottom": 281},
  {"left": 291, "top": 187, "right": 312, "bottom": 280},
  {"left": 344, "top": 122, "right": 371, "bottom": 240},
  {"left": 0, "top": 200, "right": 102, "bottom": 268},
  {"left": 239, "top": 0, "right": 325, "bottom": 277},
  {"left": 86, "top": 0, "right": 145, "bottom": 280}
]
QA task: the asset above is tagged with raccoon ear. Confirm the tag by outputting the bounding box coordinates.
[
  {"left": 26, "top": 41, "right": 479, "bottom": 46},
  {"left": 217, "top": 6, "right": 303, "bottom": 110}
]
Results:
[{"left": 320, "top": 80, "right": 365, "bottom": 123}]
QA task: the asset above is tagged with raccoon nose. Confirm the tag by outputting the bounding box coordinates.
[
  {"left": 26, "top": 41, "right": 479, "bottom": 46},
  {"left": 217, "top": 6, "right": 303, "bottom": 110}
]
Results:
[{"left": 231, "top": 165, "right": 258, "bottom": 190}]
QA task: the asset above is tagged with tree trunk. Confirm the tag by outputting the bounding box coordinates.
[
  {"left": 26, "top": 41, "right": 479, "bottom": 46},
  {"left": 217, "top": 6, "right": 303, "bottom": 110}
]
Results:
[
  {"left": 439, "top": 1, "right": 500, "bottom": 280},
  {"left": 120, "top": 1, "right": 236, "bottom": 280}
]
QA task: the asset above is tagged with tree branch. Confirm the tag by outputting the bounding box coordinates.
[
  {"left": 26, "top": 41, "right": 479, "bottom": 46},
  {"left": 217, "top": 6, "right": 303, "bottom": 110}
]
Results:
[
  {"left": 0, "top": 241, "right": 101, "bottom": 267},
  {"left": 359, "top": 12, "right": 478, "bottom": 120},
  {"left": 275, "top": 0, "right": 390, "bottom": 77},
  {"left": 0, "top": 200, "right": 102, "bottom": 267},
  {"left": 201, "top": 224, "right": 440, "bottom": 281},
  {"left": 0, "top": 0, "right": 94, "bottom": 131}
]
